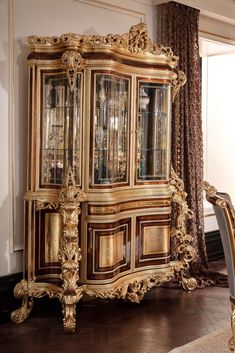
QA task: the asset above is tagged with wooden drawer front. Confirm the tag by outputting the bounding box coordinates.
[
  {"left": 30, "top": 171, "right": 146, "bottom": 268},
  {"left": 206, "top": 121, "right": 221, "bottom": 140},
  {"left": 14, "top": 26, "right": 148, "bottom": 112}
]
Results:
[
  {"left": 136, "top": 215, "right": 170, "bottom": 268},
  {"left": 87, "top": 218, "right": 131, "bottom": 280},
  {"left": 88, "top": 198, "right": 170, "bottom": 216}
]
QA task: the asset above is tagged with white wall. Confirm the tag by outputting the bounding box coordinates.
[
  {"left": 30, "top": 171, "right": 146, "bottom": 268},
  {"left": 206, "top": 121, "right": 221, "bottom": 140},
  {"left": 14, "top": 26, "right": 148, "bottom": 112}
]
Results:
[
  {"left": 1, "top": 0, "right": 235, "bottom": 276},
  {"left": 202, "top": 52, "right": 235, "bottom": 231},
  {"left": 0, "top": 0, "right": 155, "bottom": 276}
]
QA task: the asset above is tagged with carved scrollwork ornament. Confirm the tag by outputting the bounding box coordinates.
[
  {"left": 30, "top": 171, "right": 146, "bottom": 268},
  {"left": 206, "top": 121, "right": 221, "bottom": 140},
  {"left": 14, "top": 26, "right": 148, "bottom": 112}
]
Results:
[
  {"left": 86, "top": 270, "right": 174, "bottom": 304},
  {"left": 170, "top": 167, "right": 198, "bottom": 291},
  {"left": 61, "top": 50, "right": 84, "bottom": 91},
  {"left": 171, "top": 70, "right": 187, "bottom": 102},
  {"left": 203, "top": 180, "right": 218, "bottom": 198},
  {"left": 128, "top": 22, "right": 150, "bottom": 54},
  {"left": 36, "top": 201, "right": 58, "bottom": 211}
]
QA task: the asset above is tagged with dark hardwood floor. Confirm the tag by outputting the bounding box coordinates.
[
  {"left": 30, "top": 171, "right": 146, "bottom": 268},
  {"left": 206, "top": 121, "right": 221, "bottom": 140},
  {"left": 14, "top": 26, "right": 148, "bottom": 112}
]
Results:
[{"left": 0, "top": 261, "right": 230, "bottom": 353}]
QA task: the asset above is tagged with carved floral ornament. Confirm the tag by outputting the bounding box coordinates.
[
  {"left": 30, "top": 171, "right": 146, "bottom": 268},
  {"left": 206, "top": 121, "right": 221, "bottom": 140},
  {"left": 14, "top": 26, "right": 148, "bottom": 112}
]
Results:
[
  {"left": 28, "top": 22, "right": 178, "bottom": 68},
  {"left": 61, "top": 50, "right": 84, "bottom": 91}
]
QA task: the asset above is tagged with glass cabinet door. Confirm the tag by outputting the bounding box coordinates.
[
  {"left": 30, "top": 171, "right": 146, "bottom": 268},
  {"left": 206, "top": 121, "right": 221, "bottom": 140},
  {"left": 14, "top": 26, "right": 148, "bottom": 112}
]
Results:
[
  {"left": 136, "top": 80, "right": 170, "bottom": 182},
  {"left": 41, "top": 71, "right": 82, "bottom": 186},
  {"left": 91, "top": 72, "right": 130, "bottom": 186}
]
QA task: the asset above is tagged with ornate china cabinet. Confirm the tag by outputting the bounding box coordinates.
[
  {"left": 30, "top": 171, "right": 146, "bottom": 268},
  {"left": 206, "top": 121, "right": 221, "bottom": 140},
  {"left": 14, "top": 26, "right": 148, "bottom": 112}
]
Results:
[{"left": 11, "top": 23, "right": 196, "bottom": 332}]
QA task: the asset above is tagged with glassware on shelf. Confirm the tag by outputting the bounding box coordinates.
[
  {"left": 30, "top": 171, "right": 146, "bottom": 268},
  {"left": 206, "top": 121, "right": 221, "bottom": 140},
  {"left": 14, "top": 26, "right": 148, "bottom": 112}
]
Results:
[{"left": 139, "top": 87, "right": 150, "bottom": 111}]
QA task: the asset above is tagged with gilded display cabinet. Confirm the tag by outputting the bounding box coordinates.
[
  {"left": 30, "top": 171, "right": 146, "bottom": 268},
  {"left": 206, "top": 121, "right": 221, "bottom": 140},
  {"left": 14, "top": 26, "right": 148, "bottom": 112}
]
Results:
[{"left": 11, "top": 23, "right": 196, "bottom": 332}]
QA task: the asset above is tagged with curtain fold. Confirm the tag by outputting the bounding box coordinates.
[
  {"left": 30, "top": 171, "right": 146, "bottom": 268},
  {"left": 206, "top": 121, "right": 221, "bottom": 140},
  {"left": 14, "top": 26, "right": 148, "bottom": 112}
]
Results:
[{"left": 156, "top": 1, "right": 227, "bottom": 286}]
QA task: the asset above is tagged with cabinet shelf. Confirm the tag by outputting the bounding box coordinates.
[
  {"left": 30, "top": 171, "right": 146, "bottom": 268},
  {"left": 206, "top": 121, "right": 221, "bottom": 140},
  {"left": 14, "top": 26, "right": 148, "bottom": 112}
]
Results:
[
  {"left": 139, "top": 148, "right": 164, "bottom": 151},
  {"left": 44, "top": 106, "right": 76, "bottom": 110},
  {"left": 94, "top": 148, "right": 127, "bottom": 152},
  {"left": 43, "top": 148, "right": 80, "bottom": 151},
  {"left": 138, "top": 112, "right": 166, "bottom": 116}
]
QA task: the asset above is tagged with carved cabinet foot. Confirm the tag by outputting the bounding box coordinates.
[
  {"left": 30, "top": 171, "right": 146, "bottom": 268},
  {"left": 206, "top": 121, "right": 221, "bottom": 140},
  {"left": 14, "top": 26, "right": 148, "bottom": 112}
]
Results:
[
  {"left": 10, "top": 279, "right": 34, "bottom": 323},
  {"left": 62, "top": 296, "right": 77, "bottom": 333},
  {"left": 175, "top": 269, "right": 198, "bottom": 291},
  {"left": 11, "top": 295, "right": 34, "bottom": 323},
  {"left": 61, "top": 286, "right": 86, "bottom": 333}
]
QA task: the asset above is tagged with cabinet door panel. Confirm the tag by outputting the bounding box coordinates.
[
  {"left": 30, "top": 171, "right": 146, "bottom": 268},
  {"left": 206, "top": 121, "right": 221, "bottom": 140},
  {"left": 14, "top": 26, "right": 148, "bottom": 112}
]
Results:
[
  {"left": 136, "top": 79, "right": 171, "bottom": 183},
  {"left": 90, "top": 71, "right": 131, "bottom": 188},
  {"left": 87, "top": 218, "right": 131, "bottom": 280},
  {"left": 40, "top": 70, "right": 82, "bottom": 187},
  {"left": 135, "top": 215, "right": 170, "bottom": 268},
  {"left": 35, "top": 209, "right": 62, "bottom": 277}
]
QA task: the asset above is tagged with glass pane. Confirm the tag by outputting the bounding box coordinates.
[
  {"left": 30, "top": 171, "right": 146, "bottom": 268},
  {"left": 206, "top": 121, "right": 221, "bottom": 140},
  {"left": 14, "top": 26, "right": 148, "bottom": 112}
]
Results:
[
  {"left": 93, "top": 74, "right": 129, "bottom": 185},
  {"left": 137, "top": 81, "right": 170, "bottom": 181},
  {"left": 41, "top": 72, "right": 81, "bottom": 186}
]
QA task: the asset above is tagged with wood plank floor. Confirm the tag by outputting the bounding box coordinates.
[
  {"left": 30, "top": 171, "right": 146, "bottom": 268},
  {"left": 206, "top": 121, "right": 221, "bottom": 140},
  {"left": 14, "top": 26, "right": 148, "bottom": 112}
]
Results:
[{"left": 0, "top": 262, "right": 230, "bottom": 353}]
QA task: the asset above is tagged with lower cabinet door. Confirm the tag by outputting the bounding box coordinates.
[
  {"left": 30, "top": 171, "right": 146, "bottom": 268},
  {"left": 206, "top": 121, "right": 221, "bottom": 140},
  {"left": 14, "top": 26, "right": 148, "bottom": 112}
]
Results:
[
  {"left": 86, "top": 218, "right": 131, "bottom": 280},
  {"left": 135, "top": 215, "right": 170, "bottom": 268}
]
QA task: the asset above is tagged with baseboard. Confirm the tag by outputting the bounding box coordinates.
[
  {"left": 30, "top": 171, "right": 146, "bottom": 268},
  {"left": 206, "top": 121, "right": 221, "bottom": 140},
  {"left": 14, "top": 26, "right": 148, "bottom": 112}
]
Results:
[
  {"left": 0, "top": 272, "right": 23, "bottom": 323},
  {"left": 205, "top": 230, "right": 224, "bottom": 262}
]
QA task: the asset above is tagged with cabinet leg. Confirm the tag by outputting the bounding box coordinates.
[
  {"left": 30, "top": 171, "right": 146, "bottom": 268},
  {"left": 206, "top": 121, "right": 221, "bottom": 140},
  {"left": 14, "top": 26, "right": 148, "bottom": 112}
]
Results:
[
  {"left": 10, "top": 279, "right": 34, "bottom": 323},
  {"left": 11, "top": 295, "right": 34, "bottom": 323},
  {"left": 11, "top": 279, "right": 62, "bottom": 324},
  {"left": 61, "top": 286, "right": 86, "bottom": 333},
  {"left": 62, "top": 295, "right": 77, "bottom": 333}
]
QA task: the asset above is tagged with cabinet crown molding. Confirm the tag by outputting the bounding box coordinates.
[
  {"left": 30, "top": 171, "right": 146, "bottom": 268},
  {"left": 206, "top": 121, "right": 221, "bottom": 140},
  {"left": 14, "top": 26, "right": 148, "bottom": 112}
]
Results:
[{"left": 28, "top": 22, "right": 178, "bottom": 68}]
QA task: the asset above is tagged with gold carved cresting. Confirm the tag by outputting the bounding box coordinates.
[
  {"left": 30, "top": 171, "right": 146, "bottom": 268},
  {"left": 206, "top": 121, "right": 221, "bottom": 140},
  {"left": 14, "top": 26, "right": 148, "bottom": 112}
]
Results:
[
  {"left": 11, "top": 168, "right": 86, "bottom": 333},
  {"left": 170, "top": 167, "right": 197, "bottom": 290},
  {"left": 61, "top": 50, "right": 84, "bottom": 91},
  {"left": 28, "top": 23, "right": 178, "bottom": 68}
]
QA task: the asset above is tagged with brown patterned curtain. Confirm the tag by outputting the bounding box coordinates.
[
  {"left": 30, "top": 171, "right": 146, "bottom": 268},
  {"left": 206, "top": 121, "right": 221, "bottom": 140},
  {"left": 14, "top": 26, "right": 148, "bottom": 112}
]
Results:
[{"left": 156, "top": 1, "right": 227, "bottom": 286}]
